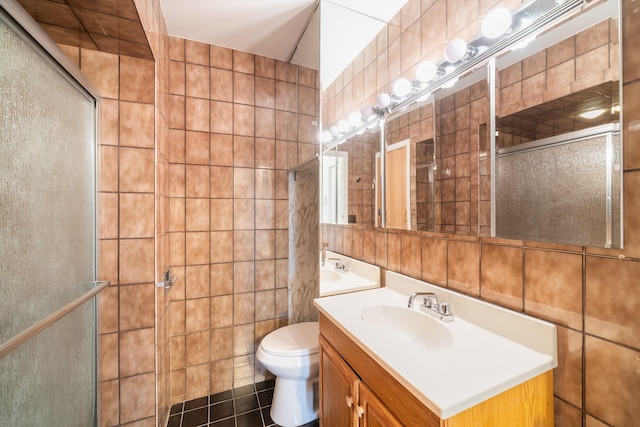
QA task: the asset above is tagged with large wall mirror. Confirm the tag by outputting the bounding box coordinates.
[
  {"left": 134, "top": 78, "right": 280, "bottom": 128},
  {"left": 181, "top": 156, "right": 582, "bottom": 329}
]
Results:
[{"left": 320, "top": 0, "right": 623, "bottom": 248}]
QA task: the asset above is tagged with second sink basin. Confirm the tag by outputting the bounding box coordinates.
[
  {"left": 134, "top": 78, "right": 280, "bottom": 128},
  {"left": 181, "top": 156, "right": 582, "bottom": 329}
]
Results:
[
  {"left": 320, "top": 269, "right": 342, "bottom": 283},
  {"left": 360, "top": 305, "right": 454, "bottom": 351}
]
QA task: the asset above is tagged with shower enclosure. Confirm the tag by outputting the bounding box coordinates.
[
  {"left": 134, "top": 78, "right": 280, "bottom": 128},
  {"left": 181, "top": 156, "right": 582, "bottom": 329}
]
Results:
[{"left": 0, "top": 3, "right": 105, "bottom": 425}]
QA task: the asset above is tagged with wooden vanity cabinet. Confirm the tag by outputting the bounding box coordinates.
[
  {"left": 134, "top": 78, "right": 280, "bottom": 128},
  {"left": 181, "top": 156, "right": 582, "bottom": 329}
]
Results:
[
  {"left": 357, "top": 379, "right": 404, "bottom": 427},
  {"left": 320, "top": 335, "right": 402, "bottom": 427},
  {"left": 318, "top": 313, "right": 554, "bottom": 427}
]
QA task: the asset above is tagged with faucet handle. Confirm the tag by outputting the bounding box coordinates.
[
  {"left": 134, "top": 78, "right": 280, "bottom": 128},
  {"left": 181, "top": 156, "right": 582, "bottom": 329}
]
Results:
[
  {"left": 439, "top": 302, "right": 451, "bottom": 315},
  {"left": 422, "top": 295, "right": 438, "bottom": 308}
]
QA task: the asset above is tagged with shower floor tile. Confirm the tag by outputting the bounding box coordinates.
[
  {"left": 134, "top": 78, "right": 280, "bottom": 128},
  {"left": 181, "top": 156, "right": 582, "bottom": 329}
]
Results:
[{"left": 167, "top": 380, "right": 319, "bottom": 427}]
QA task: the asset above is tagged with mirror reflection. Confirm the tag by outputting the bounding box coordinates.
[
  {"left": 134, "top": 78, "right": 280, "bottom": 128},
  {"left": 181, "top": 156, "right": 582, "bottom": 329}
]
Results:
[
  {"left": 322, "top": 128, "right": 381, "bottom": 226},
  {"left": 320, "top": 0, "right": 622, "bottom": 248},
  {"left": 383, "top": 74, "right": 490, "bottom": 234},
  {"left": 494, "top": 14, "right": 622, "bottom": 247}
]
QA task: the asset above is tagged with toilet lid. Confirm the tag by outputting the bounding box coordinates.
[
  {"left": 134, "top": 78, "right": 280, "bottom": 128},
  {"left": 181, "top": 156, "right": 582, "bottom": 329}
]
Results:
[{"left": 260, "top": 322, "right": 319, "bottom": 357}]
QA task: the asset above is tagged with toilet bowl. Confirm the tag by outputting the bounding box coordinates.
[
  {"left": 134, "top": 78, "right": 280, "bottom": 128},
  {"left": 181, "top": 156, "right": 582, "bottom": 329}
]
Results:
[{"left": 256, "top": 322, "right": 319, "bottom": 427}]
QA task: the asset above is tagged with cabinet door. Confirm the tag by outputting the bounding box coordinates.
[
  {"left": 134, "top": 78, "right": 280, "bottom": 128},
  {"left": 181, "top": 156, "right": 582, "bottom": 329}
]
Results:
[
  {"left": 320, "top": 338, "right": 359, "bottom": 427},
  {"left": 357, "top": 382, "right": 403, "bottom": 427}
]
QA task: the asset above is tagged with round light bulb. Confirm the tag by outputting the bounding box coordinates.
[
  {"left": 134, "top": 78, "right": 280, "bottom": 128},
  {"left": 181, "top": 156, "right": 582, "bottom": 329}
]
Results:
[
  {"left": 376, "top": 92, "right": 391, "bottom": 109},
  {"left": 329, "top": 126, "right": 340, "bottom": 138},
  {"left": 360, "top": 105, "right": 374, "bottom": 120},
  {"left": 416, "top": 61, "right": 438, "bottom": 82},
  {"left": 481, "top": 8, "right": 512, "bottom": 39},
  {"left": 348, "top": 111, "right": 363, "bottom": 127},
  {"left": 444, "top": 38, "right": 468, "bottom": 63},
  {"left": 393, "top": 78, "right": 413, "bottom": 98},
  {"left": 338, "top": 119, "right": 351, "bottom": 133},
  {"left": 321, "top": 131, "right": 332, "bottom": 143}
]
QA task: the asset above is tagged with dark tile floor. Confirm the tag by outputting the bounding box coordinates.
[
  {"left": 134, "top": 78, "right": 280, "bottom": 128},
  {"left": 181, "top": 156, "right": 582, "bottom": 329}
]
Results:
[{"left": 167, "top": 380, "right": 319, "bottom": 427}]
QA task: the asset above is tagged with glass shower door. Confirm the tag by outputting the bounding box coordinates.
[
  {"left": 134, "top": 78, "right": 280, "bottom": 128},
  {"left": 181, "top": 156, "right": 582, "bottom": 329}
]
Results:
[{"left": 0, "top": 7, "right": 104, "bottom": 426}]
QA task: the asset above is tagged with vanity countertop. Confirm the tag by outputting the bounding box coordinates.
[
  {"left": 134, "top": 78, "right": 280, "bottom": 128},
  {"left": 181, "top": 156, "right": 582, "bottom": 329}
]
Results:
[
  {"left": 319, "top": 265, "right": 378, "bottom": 297},
  {"left": 313, "top": 271, "right": 557, "bottom": 419},
  {"left": 319, "top": 251, "right": 380, "bottom": 297}
]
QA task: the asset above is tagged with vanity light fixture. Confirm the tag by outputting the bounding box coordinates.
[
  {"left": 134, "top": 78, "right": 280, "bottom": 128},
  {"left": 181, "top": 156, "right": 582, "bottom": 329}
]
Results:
[
  {"left": 348, "top": 111, "right": 363, "bottom": 127},
  {"left": 376, "top": 92, "right": 392, "bottom": 109},
  {"left": 338, "top": 119, "right": 351, "bottom": 133},
  {"left": 360, "top": 105, "right": 375, "bottom": 120},
  {"left": 481, "top": 8, "right": 513, "bottom": 39},
  {"left": 321, "top": 130, "right": 333, "bottom": 143},
  {"left": 321, "top": 0, "right": 584, "bottom": 145},
  {"left": 579, "top": 108, "right": 607, "bottom": 119},
  {"left": 415, "top": 60, "right": 442, "bottom": 82},
  {"left": 444, "top": 38, "right": 477, "bottom": 63},
  {"left": 393, "top": 78, "right": 413, "bottom": 98}
]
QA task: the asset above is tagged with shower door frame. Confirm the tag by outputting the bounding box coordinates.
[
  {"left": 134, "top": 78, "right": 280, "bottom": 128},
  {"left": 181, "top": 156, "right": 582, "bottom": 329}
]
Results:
[{"left": 0, "top": 0, "right": 107, "bottom": 425}]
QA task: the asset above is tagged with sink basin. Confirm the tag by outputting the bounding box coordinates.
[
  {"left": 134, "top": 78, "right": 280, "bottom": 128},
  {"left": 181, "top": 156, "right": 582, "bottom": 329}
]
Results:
[
  {"left": 361, "top": 305, "right": 454, "bottom": 351},
  {"left": 320, "top": 269, "right": 342, "bottom": 283}
]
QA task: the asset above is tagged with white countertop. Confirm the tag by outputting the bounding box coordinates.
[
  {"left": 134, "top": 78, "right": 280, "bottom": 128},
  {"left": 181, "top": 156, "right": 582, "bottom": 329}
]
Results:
[
  {"left": 314, "top": 271, "right": 557, "bottom": 419},
  {"left": 319, "top": 251, "right": 380, "bottom": 297}
]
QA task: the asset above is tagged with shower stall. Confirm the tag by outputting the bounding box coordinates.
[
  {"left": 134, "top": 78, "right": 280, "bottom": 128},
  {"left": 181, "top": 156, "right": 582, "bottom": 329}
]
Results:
[{"left": 0, "top": 2, "right": 105, "bottom": 425}]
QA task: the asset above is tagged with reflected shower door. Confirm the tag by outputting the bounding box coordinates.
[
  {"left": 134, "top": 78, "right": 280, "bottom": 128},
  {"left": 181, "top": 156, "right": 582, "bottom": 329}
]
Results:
[{"left": 0, "top": 8, "right": 101, "bottom": 427}]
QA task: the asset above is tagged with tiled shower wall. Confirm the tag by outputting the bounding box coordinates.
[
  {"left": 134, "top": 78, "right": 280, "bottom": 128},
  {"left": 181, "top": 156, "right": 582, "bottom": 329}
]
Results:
[
  {"left": 321, "top": 0, "right": 640, "bottom": 426},
  {"left": 132, "top": 0, "right": 173, "bottom": 424},
  {"left": 58, "top": 45, "right": 158, "bottom": 426},
  {"left": 164, "top": 37, "right": 319, "bottom": 404}
]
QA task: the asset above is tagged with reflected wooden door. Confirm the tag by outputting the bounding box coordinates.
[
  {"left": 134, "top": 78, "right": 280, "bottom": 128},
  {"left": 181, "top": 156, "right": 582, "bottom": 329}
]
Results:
[{"left": 386, "top": 145, "right": 408, "bottom": 229}]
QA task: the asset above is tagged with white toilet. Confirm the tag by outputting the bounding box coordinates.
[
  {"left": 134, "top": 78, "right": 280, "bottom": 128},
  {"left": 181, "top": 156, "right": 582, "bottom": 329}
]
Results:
[{"left": 256, "top": 321, "right": 320, "bottom": 427}]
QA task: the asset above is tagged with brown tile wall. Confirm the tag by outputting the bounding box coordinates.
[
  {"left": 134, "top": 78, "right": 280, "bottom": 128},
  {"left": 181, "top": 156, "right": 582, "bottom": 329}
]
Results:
[
  {"left": 434, "top": 81, "right": 487, "bottom": 235},
  {"left": 415, "top": 139, "right": 435, "bottom": 231},
  {"left": 165, "top": 36, "right": 318, "bottom": 404},
  {"left": 497, "top": 18, "right": 618, "bottom": 117},
  {"left": 321, "top": 0, "right": 639, "bottom": 425},
  {"left": 58, "top": 45, "right": 158, "bottom": 426},
  {"left": 339, "top": 131, "right": 377, "bottom": 226},
  {"left": 62, "top": 0, "right": 321, "bottom": 422},
  {"left": 322, "top": 0, "right": 528, "bottom": 126},
  {"left": 132, "top": 0, "right": 173, "bottom": 425}
]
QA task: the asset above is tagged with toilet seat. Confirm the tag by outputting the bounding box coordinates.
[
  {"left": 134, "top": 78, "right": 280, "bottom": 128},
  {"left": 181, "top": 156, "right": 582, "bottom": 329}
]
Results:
[{"left": 260, "top": 322, "right": 319, "bottom": 357}]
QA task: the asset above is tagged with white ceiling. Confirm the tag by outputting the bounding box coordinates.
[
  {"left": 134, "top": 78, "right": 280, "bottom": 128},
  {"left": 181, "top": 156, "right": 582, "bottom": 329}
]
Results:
[{"left": 159, "top": 0, "right": 407, "bottom": 86}]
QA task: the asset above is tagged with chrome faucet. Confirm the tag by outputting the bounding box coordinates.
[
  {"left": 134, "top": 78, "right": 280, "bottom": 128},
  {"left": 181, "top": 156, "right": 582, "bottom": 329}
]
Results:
[
  {"left": 324, "top": 257, "right": 348, "bottom": 272},
  {"left": 407, "top": 291, "right": 454, "bottom": 322},
  {"left": 407, "top": 292, "right": 437, "bottom": 308}
]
